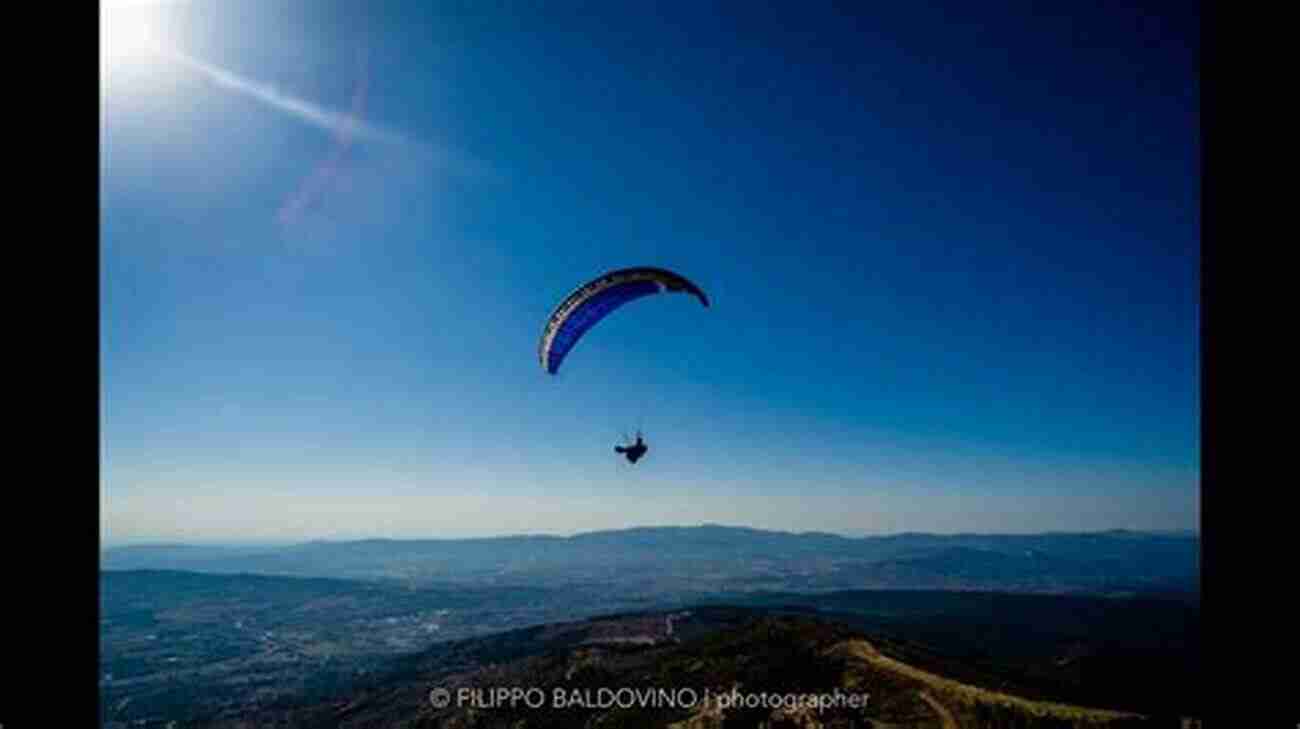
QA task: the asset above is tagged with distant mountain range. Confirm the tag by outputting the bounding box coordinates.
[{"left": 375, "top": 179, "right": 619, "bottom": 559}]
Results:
[{"left": 101, "top": 525, "right": 1198, "bottom": 598}]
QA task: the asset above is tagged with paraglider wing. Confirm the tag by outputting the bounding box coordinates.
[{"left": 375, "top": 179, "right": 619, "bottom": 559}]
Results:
[{"left": 539, "top": 267, "right": 709, "bottom": 375}]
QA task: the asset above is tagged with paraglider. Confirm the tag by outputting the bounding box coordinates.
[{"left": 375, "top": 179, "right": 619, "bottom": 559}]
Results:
[
  {"left": 538, "top": 266, "right": 709, "bottom": 376},
  {"left": 539, "top": 266, "right": 709, "bottom": 464},
  {"left": 615, "top": 431, "right": 649, "bottom": 464}
]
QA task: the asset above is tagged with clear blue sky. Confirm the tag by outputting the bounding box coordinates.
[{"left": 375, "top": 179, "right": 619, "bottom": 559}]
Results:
[{"left": 100, "top": 0, "right": 1199, "bottom": 544}]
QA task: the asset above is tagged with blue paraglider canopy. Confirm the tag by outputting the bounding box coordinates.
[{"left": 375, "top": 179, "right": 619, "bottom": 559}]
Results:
[{"left": 538, "top": 267, "right": 709, "bottom": 375}]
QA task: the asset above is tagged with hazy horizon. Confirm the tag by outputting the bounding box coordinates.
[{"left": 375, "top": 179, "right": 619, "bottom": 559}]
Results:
[{"left": 99, "top": 519, "right": 1200, "bottom": 551}]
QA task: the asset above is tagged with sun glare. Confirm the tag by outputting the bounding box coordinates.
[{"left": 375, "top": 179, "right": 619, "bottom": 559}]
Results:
[{"left": 101, "top": 3, "right": 165, "bottom": 78}]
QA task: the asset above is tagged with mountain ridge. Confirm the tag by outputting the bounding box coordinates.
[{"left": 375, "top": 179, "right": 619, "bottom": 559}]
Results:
[
  {"left": 104, "top": 523, "right": 1199, "bottom": 552},
  {"left": 101, "top": 525, "right": 1198, "bottom": 599}
]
